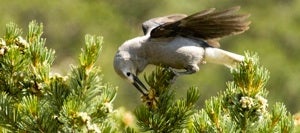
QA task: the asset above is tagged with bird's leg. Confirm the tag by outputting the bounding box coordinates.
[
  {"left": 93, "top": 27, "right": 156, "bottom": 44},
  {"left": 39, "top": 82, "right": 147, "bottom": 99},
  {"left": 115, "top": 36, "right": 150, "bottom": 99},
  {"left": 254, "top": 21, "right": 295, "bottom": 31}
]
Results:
[
  {"left": 183, "top": 64, "right": 199, "bottom": 74},
  {"left": 169, "top": 64, "right": 199, "bottom": 76}
]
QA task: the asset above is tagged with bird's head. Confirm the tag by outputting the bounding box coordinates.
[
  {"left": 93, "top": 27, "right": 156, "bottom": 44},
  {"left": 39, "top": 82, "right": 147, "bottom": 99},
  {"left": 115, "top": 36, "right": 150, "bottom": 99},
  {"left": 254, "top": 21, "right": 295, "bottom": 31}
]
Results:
[{"left": 114, "top": 51, "right": 147, "bottom": 94}]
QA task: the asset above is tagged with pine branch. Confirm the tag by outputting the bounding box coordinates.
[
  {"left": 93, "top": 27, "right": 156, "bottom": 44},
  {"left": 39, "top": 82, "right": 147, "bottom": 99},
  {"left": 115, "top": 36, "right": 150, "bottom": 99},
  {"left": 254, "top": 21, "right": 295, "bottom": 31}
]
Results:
[
  {"left": 0, "top": 21, "right": 133, "bottom": 132},
  {"left": 0, "top": 21, "right": 295, "bottom": 132},
  {"left": 0, "top": 92, "right": 19, "bottom": 130},
  {"left": 192, "top": 52, "right": 294, "bottom": 132},
  {"left": 135, "top": 67, "right": 200, "bottom": 132},
  {"left": 136, "top": 52, "right": 294, "bottom": 132}
]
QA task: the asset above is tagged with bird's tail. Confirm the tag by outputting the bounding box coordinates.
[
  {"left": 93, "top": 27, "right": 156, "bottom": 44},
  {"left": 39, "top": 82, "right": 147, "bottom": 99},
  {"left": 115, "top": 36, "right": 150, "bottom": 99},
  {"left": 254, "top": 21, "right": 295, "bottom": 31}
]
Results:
[{"left": 204, "top": 47, "right": 244, "bottom": 68}]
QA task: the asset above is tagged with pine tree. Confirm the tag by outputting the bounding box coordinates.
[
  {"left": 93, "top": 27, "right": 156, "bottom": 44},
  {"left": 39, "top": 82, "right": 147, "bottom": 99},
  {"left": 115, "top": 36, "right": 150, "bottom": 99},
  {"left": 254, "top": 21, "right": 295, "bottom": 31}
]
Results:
[
  {"left": 135, "top": 53, "right": 295, "bottom": 132},
  {"left": 0, "top": 21, "right": 297, "bottom": 132},
  {"left": 0, "top": 21, "right": 134, "bottom": 132}
]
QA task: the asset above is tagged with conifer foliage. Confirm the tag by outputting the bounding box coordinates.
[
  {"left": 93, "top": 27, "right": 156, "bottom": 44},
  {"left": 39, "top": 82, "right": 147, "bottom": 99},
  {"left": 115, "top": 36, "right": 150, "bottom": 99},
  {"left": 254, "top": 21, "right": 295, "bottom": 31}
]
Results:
[
  {"left": 0, "top": 21, "right": 126, "bottom": 132},
  {"left": 0, "top": 22, "right": 296, "bottom": 132},
  {"left": 135, "top": 53, "right": 295, "bottom": 132}
]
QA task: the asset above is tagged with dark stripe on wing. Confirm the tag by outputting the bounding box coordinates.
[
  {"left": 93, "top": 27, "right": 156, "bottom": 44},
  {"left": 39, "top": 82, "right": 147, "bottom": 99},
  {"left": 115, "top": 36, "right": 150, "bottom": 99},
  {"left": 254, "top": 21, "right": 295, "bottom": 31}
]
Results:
[{"left": 150, "top": 6, "right": 251, "bottom": 47}]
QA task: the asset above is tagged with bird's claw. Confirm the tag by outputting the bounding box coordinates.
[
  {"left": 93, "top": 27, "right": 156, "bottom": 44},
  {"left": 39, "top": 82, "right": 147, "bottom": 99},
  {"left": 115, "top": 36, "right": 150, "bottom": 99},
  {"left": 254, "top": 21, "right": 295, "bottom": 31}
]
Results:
[{"left": 167, "top": 66, "right": 197, "bottom": 75}]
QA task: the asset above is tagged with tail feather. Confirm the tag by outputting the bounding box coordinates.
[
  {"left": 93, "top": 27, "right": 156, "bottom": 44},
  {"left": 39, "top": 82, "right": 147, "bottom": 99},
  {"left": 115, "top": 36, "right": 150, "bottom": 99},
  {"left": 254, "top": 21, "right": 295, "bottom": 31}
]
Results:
[{"left": 204, "top": 47, "right": 244, "bottom": 68}]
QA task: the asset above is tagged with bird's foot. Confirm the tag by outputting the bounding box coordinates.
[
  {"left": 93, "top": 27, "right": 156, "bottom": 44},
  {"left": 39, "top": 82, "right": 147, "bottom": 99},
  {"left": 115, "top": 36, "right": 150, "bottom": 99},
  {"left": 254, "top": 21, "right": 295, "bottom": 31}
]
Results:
[{"left": 168, "top": 65, "right": 199, "bottom": 76}]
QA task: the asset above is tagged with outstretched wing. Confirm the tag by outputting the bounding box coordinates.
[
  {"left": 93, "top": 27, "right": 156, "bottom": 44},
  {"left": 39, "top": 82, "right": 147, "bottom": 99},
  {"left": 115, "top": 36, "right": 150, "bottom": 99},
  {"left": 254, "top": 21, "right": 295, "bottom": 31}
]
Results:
[
  {"left": 150, "top": 6, "right": 251, "bottom": 47},
  {"left": 142, "top": 14, "right": 187, "bottom": 35}
]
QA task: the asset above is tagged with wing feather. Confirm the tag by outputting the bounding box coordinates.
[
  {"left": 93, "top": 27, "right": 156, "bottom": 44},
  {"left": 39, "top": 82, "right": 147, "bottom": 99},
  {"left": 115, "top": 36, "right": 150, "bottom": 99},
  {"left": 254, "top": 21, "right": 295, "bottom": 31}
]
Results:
[
  {"left": 142, "top": 14, "right": 187, "bottom": 35},
  {"left": 150, "top": 6, "right": 251, "bottom": 47}
]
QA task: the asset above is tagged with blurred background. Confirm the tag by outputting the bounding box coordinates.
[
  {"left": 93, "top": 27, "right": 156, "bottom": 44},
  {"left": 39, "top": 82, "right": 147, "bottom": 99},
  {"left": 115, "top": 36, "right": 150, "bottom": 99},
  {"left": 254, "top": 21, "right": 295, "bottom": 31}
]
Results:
[{"left": 1, "top": 0, "right": 300, "bottom": 113}]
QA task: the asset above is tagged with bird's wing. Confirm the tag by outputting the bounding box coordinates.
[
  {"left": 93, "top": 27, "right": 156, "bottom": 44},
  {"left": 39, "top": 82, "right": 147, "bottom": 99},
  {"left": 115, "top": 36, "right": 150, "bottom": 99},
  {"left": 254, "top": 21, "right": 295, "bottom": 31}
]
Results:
[
  {"left": 150, "top": 6, "right": 251, "bottom": 47},
  {"left": 142, "top": 14, "right": 187, "bottom": 35}
]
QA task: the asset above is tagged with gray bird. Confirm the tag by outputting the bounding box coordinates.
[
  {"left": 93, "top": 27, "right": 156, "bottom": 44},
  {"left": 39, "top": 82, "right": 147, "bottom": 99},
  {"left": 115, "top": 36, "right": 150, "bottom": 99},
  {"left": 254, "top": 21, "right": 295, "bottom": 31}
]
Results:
[{"left": 114, "top": 6, "right": 250, "bottom": 95}]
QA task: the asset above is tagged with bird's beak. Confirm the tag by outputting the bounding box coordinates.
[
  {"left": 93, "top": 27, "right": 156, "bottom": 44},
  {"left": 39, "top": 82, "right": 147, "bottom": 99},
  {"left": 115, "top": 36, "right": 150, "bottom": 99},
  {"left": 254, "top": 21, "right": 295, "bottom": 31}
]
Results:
[{"left": 132, "top": 74, "right": 148, "bottom": 95}]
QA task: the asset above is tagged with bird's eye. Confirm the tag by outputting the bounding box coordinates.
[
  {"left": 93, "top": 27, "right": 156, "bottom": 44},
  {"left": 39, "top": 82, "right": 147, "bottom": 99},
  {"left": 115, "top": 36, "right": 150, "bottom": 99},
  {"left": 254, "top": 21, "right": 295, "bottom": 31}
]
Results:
[{"left": 126, "top": 72, "right": 131, "bottom": 77}]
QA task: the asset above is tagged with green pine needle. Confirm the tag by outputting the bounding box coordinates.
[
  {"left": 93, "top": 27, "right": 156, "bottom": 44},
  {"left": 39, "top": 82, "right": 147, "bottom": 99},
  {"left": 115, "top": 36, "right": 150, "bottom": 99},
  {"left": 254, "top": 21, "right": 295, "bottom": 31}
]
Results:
[{"left": 0, "top": 22, "right": 295, "bottom": 132}]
